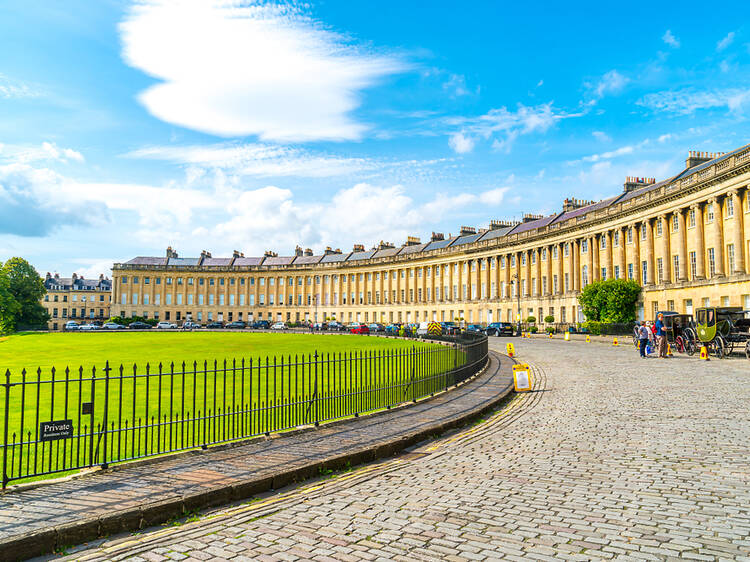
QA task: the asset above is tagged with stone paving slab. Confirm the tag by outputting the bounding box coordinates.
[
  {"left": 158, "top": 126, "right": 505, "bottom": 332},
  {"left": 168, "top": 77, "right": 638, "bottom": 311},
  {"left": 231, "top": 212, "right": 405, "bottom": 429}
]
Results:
[
  {"left": 59, "top": 338, "right": 750, "bottom": 562},
  {"left": 0, "top": 353, "right": 513, "bottom": 561}
]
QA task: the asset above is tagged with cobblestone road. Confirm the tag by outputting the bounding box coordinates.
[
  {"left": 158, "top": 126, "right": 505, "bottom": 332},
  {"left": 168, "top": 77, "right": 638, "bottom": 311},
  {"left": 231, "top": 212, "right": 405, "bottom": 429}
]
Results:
[{"left": 56, "top": 340, "right": 750, "bottom": 561}]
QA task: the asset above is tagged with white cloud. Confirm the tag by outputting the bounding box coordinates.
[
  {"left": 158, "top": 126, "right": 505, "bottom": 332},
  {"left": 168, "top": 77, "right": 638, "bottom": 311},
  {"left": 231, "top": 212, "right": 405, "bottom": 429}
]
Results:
[
  {"left": 717, "top": 31, "right": 735, "bottom": 51},
  {"left": 442, "top": 74, "right": 477, "bottom": 97},
  {"left": 592, "top": 131, "right": 611, "bottom": 142},
  {"left": 119, "top": 0, "right": 406, "bottom": 142},
  {"left": 662, "top": 30, "right": 680, "bottom": 48},
  {"left": 0, "top": 74, "right": 39, "bottom": 99},
  {"left": 448, "top": 132, "right": 475, "bottom": 154},
  {"left": 446, "top": 102, "right": 571, "bottom": 153},
  {"left": 0, "top": 142, "right": 84, "bottom": 164},
  {"left": 638, "top": 88, "right": 750, "bottom": 115},
  {"left": 585, "top": 70, "right": 629, "bottom": 102}
]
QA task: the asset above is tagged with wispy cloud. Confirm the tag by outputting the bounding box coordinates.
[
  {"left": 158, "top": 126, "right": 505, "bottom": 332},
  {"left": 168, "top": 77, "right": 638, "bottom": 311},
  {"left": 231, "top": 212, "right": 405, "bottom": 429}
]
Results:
[
  {"left": 442, "top": 74, "right": 478, "bottom": 97},
  {"left": 444, "top": 103, "right": 574, "bottom": 153},
  {"left": 662, "top": 30, "right": 680, "bottom": 48},
  {"left": 592, "top": 131, "right": 611, "bottom": 142},
  {"left": 0, "top": 74, "right": 40, "bottom": 99},
  {"left": 119, "top": 0, "right": 408, "bottom": 142},
  {"left": 637, "top": 88, "right": 750, "bottom": 115},
  {"left": 0, "top": 142, "right": 84, "bottom": 164},
  {"left": 584, "top": 70, "right": 629, "bottom": 104},
  {"left": 716, "top": 31, "right": 735, "bottom": 51}
]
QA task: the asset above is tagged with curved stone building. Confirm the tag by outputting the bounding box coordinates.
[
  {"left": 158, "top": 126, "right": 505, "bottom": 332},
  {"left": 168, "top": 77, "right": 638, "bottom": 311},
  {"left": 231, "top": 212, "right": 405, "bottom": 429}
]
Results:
[{"left": 112, "top": 144, "right": 750, "bottom": 326}]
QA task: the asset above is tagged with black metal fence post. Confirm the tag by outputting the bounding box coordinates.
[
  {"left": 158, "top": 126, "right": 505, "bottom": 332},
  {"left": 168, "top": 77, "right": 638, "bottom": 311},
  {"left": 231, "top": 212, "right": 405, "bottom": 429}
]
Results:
[
  {"left": 101, "top": 361, "right": 111, "bottom": 469},
  {"left": 314, "top": 351, "right": 320, "bottom": 426},
  {"left": 2, "top": 370, "right": 10, "bottom": 489}
]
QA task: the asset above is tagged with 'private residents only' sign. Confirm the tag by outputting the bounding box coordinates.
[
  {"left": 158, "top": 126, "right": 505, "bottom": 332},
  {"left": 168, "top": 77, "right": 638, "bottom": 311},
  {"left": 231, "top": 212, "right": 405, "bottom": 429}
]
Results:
[{"left": 40, "top": 420, "right": 74, "bottom": 441}]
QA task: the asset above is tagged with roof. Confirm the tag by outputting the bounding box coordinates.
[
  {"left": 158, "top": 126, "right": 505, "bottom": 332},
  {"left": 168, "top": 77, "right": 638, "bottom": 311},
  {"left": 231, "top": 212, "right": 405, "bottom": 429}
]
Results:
[
  {"left": 167, "top": 257, "right": 200, "bottom": 266},
  {"left": 372, "top": 247, "right": 400, "bottom": 258},
  {"left": 550, "top": 195, "right": 621, "bottom": 225},
  {"left": 292, "top": 254, "right": 323, "bottom": 265},
  {"left": 320, "top": 252, "right": 350, "bottom": 263},
  {"left": 347, "top": 250, "right": 376, "bottom": 261},
  {"left": 478, "top": 226, "right": 515, "bottom": 242},
  {"left": 263, "top": 256, "right": 295, "bottom": 266},
  {"left": 450, "top": 232, "right": 483, "bottom": 247},
  {"left": 201, "top": 257, "right": 232, "bottom": 266},
  {"left": 424, "top": 236, "right": 458, "bottom": 251},
  {"left": 232, "top": 257, "right": 264, "bottom": 266},
  {"left": 398, "top": 242, "right": 428, "bottom": 255},
  {"left": 124, "top": 256, "right": 167, "bottom": 266},
  {"left": 510, "top": 214, "right": 557, "bottom": 235},
  {"left": 44, "top": 276, "right": 111, "bottom": 291}
]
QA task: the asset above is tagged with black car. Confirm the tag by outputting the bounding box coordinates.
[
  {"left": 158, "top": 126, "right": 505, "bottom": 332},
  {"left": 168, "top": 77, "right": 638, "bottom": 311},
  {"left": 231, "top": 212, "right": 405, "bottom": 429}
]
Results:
[
  {"left": 441, "top": 322, "right": 461, "bottom": 335},
  {"left": 128, "top": 321, "right": 152, "bottom": 330},
  {"left": 252, "top": 320, "right": 270, "bottom": 329},
  {"left": 225, "top": 321, "right": 246, "bottom": 329},
  {"left": 206, "top": 321, "right": 224, "bottom": 329},
  {"left": 485, "top": 322, "right": 515, "bottom": 337},
  {"left": 327, "top": 321, "right": 346, "bottom": 331},
  {"left": 466, "top": 324, "right": 485, "bottom": 333}
]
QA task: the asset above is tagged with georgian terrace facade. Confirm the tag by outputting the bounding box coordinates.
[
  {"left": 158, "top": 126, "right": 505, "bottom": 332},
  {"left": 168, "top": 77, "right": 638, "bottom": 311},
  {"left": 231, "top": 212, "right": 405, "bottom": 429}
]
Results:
[
  {"left": 112, "top": 144, "right": 750, "bottom": 326},
  {"left": 42, "top": 273, "right": 113, "bottom": 330}
]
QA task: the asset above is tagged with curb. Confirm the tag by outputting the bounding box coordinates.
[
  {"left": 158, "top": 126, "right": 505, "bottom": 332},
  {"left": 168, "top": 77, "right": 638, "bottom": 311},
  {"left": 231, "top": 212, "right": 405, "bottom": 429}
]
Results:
[{"left": 0, "top": 352, "right": 513, "bottom": 562}]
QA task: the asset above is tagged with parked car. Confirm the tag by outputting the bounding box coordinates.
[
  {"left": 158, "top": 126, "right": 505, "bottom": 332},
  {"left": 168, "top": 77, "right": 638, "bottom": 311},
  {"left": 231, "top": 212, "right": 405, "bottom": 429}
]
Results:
[
  {"left": 271, "top": 322, "right": 288, "bottom": 330},
  {"left": 206, "top": 321, "right": 224, "bottom": 329},
  {"left": 385, "top": 324, "right": 400, "bottom": 334},
  {"left": 181, "top": 321, "right": 201, "bottom": 330},
  {"left": 79, "top": 323, "right": 100, "bottom": 331},
  {"left": 485, "top": 322, "right": 515, "bottom": 337},
  {"left": 466, "top": 324, "right": 485, "bottom": 333},
  {"left": 64, "top": 321, "right": 80, "bottom": 331},
  {"left": 128, "top": 321, "right": 152, "bottom": 329},
  {"left": 251, "top": 320, "right": 270, "bottom": 329},
  {"left": 441, "top": 322, "right": 461, "bottom": 335},
  {"left": 156, "top": 321, "right": 177, "bottom": 329},
  {"left": 102, "top": 322, "right": 125, "bottom": 330},
  {"left": 349, "top": 323, "right": 370, "bottom": 335},
  {"left": 312, "top": 322, "right": 328, "bottom": 331},
  {"left": 225, "top": 321, "right": 247, "bottom": 329},
  {"left": 328, "top": 321, "right": 346, "bottom": 331},
  {"left": 368, "top": 323, "right": 385, "bottom": 333}
]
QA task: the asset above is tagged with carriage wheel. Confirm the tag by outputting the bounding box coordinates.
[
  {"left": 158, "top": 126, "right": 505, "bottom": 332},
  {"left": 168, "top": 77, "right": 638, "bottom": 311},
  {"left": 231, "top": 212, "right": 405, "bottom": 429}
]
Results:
[
  {"left": 675, "top": 335, "right": 685, "bottom": 353},
  {"left": 685, "top": 328, "right": 697, "bottom": 356},
  {"left": 746, "top": 340, "right": 750, "bottom": 361},
  {"left": 712, "top": 338, "right": 725, "bottom": 359}
]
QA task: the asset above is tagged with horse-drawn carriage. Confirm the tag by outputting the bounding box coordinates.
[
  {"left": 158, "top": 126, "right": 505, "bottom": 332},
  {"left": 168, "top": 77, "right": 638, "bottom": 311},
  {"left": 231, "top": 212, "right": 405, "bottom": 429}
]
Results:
[
  {"left": 631, "top": 311, "right": 698, "bottom": 355},
  {"left": 694, "top": 307, "right": 750, "bottom": 359}
]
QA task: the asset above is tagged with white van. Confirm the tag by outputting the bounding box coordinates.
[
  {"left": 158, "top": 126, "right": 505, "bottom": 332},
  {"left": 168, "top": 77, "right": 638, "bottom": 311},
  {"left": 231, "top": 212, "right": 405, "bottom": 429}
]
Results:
[{"left": 416, "top": 321, "right": 430, "bottom": 336}]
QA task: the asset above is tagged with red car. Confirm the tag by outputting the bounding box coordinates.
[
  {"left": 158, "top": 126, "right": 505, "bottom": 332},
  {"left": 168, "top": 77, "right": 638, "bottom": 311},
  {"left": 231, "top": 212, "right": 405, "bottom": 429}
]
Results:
[{"left": 348, "top": 323, "right": 370, "bottom": 334}]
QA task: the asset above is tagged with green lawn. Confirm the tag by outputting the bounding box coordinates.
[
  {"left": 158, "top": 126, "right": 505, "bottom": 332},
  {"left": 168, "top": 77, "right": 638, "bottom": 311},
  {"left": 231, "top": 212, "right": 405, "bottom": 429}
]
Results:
[{"left": 0, "top": 332, "right": 460, "bottom": 486}]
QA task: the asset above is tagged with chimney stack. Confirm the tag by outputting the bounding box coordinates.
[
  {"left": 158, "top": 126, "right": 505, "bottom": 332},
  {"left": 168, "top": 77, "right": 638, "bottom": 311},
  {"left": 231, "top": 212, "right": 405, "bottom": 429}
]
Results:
[
  {"left": 430, "top": 232, "right": 445, "bottom": 242},
  {"left": 378, "top": 240, "right": 395, "bottom": 249},
  {"left": 459, "top": 226, "right": 476, "bottom": 236},
  {"left": 622, "top": 177, "right": 655, "bottom": 193},
  {"left": 352, "top": 244, "right": 365, "bottom": 252},
  {"left": 522, "top": 213, "right": 543, "bottom": 223},
  {"left": 304, "top": 248, "right": 313, "bottom": 256},
  {"left": 294, "top": 245, "right": 303, "bottom": 257},
  {"left": 324, "top": 246, "right": 336, "bottom": 255},
  {"left": 166, "top": 246, "right": 178, "bottom": 259},
  {"left": 264, "top": 250, "right": 278, "bottom": 257},
  {"left": 404, "top": 236, "right": 421, "bottom": 246},
  {"left": 685, "top": 150, "right": 726, "bottom": 169}
]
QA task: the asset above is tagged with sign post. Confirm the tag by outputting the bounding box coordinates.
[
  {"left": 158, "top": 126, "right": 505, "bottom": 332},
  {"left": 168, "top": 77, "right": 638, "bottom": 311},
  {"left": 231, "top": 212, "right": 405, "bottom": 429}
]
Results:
[{"left": 512, "top": 364, "right": 532, "bottom": 392}]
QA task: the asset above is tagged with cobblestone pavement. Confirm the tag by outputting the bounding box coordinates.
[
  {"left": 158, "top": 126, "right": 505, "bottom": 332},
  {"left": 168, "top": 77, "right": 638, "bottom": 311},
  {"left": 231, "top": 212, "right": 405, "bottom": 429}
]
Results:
[{"left": 55, "top": 340, "right": 750, "bottom": 561}]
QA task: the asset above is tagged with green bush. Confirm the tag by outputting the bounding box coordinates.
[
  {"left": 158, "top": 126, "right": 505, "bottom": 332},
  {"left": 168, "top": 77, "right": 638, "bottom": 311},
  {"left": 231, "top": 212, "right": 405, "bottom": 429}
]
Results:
[
  {"left": 526, "top": 315, "right": 536, "bottom": 324},
  {"left": 583, "top": 321, "right": 603, "bottom": 335},
  {"left": 543, "top": 315, "right": 554, "bottom": 324},
  {"left": 578, "top": 279, "right": 641, "bottom": 323},
  {"left": 529, "top": 326, "right": 538, "bottom": 333},
  {"left": 545, "top": 326, "right": 554, "bottom": 334}
]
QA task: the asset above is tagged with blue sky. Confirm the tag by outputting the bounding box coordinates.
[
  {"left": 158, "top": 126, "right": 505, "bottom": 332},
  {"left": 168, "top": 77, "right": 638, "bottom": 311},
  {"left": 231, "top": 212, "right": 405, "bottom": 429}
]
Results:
[{"left": 1, "top": 0, "right": 748, "bottom": 278}]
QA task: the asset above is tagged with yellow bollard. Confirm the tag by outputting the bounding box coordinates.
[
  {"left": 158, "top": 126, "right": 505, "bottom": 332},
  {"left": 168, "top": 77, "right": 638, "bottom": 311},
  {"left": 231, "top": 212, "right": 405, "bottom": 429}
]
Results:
[
  {"left": 585, "top": 335, "right": 591, "bottom": 343},
  {"left": 612, "top": 336, "right": 619, "bottom": 346},
  {"left": 564, "top": 332, "right": 570, "bottom": 341},
  {"left": 506, "top": 342, "right": 515, "bottom": 357},
  {"left": 699, "top": 346, "right": 709, "bottom": 360},
  {"left": 548, "top": 331, "right": 553, "bottom": 338},
  {"left": 666, "top": 343, "right": 673, "bottom": 357}
]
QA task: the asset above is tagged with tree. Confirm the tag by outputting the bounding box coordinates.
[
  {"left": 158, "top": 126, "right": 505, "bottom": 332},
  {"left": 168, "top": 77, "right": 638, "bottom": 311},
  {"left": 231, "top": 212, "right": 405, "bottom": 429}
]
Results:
[
  {"left": 0, "top": 263, "right": 20, "bottom": 334},
  {"left": 1, "top": 257, "right": 49, "bottom": 331},
  {"left": 544, "top": 315, "right": 555, "bottom": 324},
  {"left": 578, "top": 279, "right": 641, "bottom": 323}
]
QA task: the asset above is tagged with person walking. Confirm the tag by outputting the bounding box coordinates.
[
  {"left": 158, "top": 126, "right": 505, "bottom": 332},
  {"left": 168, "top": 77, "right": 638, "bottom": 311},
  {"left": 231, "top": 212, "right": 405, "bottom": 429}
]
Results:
[
  {"left": 638, "top": 321, "right": 650, "bottom": 358},
  {"left": 655, "top": 313, "right": 668, "bottom": 358}
]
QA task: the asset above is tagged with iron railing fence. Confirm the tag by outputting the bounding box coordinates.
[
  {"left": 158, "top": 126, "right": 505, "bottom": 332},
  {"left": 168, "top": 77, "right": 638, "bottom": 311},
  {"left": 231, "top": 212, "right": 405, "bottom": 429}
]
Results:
[{"left": 1, "top": 334, "right": 488, "bottom": 487}]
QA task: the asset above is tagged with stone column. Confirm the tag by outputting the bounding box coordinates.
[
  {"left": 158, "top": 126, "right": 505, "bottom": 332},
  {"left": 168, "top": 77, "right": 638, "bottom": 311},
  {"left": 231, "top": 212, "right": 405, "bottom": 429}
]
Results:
[
  {"left": 605, "top": 231, "right": 613, "bottom": 279},
  {"left": 592, "top": 235, "right": 600, "bottom": 282},
  {"left": 692, "top": 203, "right": 706, "bottom": 279},
  {"left": 674, "top": 209, "right": 687, "bottom": 281},
  {"left": 587, "top": 237, "right": 594, "bottom": 286},
  {"left": 632, "top": 224, "right": 640, "bottom": 283},
  {"left": 546, "top": 245, "right": 553, "bottom": 295},
  {"left": 659, "top": 214, "right": 671, "bottom": 284},
  {"left": 556, "top": 243, "right": 564, "bottom": 294},
  {"left": 730, "top": 189, "right": 746, "bottom": 274},
  {"left": 571, "top": 240, "right": 579, "bottom": 292},
  {"left": 525, "top": 250, "right": 532, "bottom": 298},
  {"left": 644, "top": 218, "right": 655, "bottom": 285},
  {"left": 710, "top": 196, "right": 725, "bottom": 277},
  {"left": 504, "top": 254, "right": 511, "bottom": 299},
  {"left": 535, "top": 249, "right": 542, "bottom": 296},
  {"left": 618, "top": 227, "right": 627, "bottom": 279}
]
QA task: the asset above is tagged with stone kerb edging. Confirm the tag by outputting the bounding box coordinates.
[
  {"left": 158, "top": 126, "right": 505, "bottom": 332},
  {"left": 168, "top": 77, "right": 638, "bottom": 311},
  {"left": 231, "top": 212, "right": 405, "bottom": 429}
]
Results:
[{"left": 0, "top": 352, "right": 511, "bottom": 562}]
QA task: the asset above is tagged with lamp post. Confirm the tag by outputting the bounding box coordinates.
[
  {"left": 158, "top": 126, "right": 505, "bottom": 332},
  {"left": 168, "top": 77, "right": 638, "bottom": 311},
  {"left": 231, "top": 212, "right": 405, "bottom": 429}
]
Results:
[{"left": 512, "top": 273, "right": 521, "bottom": 336}]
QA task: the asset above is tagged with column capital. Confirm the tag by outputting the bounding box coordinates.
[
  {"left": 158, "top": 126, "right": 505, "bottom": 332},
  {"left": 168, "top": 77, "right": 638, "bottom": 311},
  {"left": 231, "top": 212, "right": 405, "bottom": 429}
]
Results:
[
  {"left": 708, "top": 195, "right": 720, "bottom": 204},
  {"left": 727, "top": 188, "right": 740, "bottom": 198},
  {"left": 689, "top": 202, "right": 702, "bottom": 210}
]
